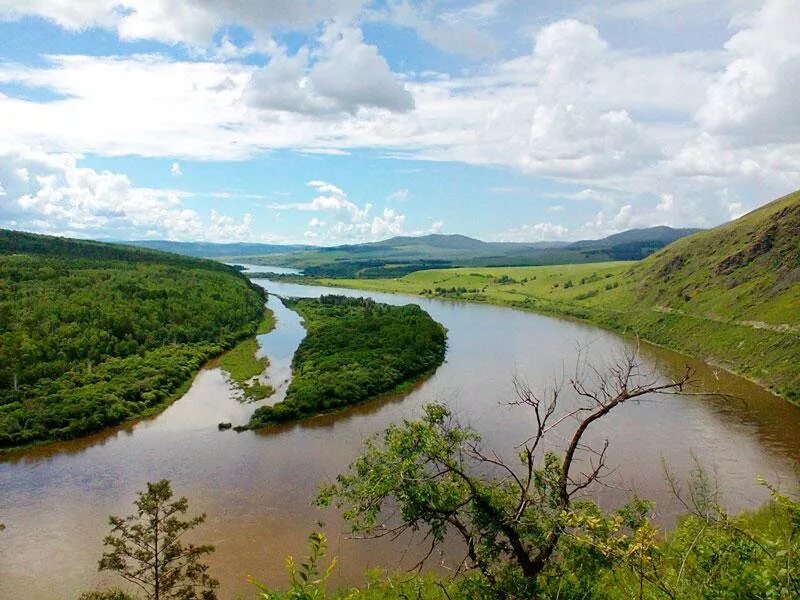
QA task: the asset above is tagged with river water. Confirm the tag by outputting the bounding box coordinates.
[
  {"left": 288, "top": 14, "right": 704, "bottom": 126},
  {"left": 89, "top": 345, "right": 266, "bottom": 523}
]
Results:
[{"left": 1, "top": 272, "right": 798, "bottom": 598}]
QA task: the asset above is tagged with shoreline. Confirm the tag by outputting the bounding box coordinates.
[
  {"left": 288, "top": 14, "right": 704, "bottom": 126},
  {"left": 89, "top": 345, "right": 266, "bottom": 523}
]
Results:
[
  {"left": 278, "top": 275, "right": 795, "bottom": 406},
  {"left": 0, "top": 301, "right": 273, "bottom": 456}
]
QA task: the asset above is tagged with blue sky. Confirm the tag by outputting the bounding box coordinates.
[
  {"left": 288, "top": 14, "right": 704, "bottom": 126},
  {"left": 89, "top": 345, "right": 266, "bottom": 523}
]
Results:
[{"left": 0, "top": 0, "right": 798, "bottom": 244}]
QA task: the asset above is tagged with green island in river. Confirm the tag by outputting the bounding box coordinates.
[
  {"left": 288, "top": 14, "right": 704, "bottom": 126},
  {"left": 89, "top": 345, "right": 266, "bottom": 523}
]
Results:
[
  {"left": 281, "top": 190, "right": 800, "bottom": 404},
  {"left": 247, "top": 295, "right": 447, "bottom": 427}
]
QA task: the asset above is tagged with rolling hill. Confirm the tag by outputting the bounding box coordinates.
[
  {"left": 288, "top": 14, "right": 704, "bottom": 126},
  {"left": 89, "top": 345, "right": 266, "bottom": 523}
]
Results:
[
  {"left": 306, "top": 191, "right": 800, "bottom": 401},
  {"left": 234, "top": 226, "right": 702, "bottom": 277},
  {"left": 126, "top": 240, "right": 314, "bottom": 258},
  {"left": 0, "top": 229, "right": 267, "bottom": 449}
]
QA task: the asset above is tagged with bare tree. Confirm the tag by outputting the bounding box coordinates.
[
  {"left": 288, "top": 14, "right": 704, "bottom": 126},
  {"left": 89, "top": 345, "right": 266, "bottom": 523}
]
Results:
[{"left": 318, "top": 345, "right": 693, "bottom": 593}]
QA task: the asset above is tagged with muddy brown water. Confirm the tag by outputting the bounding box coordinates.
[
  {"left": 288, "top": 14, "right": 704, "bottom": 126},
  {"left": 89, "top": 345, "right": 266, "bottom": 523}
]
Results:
[{"left": 1, "top": 272, "right": 798, "bottom": 598}]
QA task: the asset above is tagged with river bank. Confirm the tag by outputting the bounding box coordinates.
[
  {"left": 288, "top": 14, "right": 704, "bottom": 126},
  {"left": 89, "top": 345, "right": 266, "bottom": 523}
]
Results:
[
  {"left": 2, "top": 275, "right": 799, "bottom": 598},
  {"left": 276, "top": 263, "right": 799, "bottom": 405}
]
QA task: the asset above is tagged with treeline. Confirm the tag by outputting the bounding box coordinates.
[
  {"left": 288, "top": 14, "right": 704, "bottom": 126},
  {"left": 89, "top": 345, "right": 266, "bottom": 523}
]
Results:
[
  {"left": 0, "top": 228, "right": 238, "bottom": 273},
  {"left": 301, "top": 259, "right": 452, "bottom": 279},
  {"left": 0, "top": 230, "right": 266, "bottom": 449},
  {"left": 247, "top": 295, "right": 446, "bottom": 426}
]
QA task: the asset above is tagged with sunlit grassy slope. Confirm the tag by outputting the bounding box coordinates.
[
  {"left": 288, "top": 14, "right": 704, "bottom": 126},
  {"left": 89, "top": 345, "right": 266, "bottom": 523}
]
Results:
[{"left": 317, "top": 190, "right": 800, "bottom": 402}]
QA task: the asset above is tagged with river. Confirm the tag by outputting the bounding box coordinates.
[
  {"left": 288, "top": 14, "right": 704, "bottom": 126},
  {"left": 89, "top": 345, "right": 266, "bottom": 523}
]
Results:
[{"left": 0, "top": 271, "right": 798, "bottom": 598}]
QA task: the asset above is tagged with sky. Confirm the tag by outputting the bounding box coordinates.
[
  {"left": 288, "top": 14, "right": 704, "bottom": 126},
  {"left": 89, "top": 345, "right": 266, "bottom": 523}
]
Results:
[{"left": 0, "top": 0, "right": 798, "bottom": 245}]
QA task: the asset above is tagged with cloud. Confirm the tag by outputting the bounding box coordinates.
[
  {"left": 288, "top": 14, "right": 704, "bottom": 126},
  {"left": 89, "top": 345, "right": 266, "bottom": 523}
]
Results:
[
  {"left": 498, "top": 222, "right": 570, "bottom": 242},
  {"left": 246, "top": 26, "right": 414, "bottom": 116},
  {"left": 170, "top": 162, "right": 182, "bottom": 177},
  {"left": 307, "top": 180, "right": 346, "bottom": 196},
  {"left": 275, "top": 180, "right": 440, "bottom": 243},
  {"left": 377, "top": 0, "right": 500, "bottom": 59},
  {"left": 0, "top": 2, "right": 798, "bottom": 236},
  {"left": 386, "top": 188, "right": 409, "bottom": 201},
  {"left": 696, "top": 0, "right": 800, "bottom": 144},
  {"left": 0, "top": 0, "right": 367, "bottom": 46},
  {"left": 0, "top": 54, "right": 257, "bottom": 160},
  {"left": 0, "top": 144, "right": 253, "bottom": 241},
  {"left": 575, "top": 0, "right": 759, "bottom": 22}
]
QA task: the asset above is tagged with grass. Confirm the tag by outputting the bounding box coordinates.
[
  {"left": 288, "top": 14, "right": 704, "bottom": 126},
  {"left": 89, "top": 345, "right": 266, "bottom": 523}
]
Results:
[
  {"left": 219, "top": 309, "right": 276, "bottom": 401},
  {"left": 308, "top": 191, "right": 800, "bottom": 403}
]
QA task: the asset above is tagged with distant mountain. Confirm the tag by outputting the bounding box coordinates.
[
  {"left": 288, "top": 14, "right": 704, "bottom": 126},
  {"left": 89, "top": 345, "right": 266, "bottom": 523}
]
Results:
[
  {"left": 116, "top": 227, "right": 702, "bottom": 278},
  {"left": 126, "top": 240, "right": 315, "bottom": 258},
  {"left": 356, "top": 233, "right": 567, "bottom": 252},
  {"left": 352, "top": 233, "right": 569, "bottom": 252},
  {"left": 569, "top": 226, "right": 703, "bottom": 250},
  {"left": 255, "top": 227, "right": 703, "bottom": 278}
]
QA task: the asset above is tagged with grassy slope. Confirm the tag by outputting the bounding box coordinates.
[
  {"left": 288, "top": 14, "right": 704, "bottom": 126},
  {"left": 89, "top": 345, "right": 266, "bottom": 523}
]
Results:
[
  {"left": 313, "top": 191, "right": 800, "bottom": 402},
  {"left": 219, "top": 310, "right": 276, "bottom": 400}
]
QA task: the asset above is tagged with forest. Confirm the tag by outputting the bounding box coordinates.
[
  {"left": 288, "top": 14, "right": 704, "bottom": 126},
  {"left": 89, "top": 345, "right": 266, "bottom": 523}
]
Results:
[
  {"left": 247, "top": 295, "right": 446, "bottom": 426},
  {"left": 0, "top": 230, "right": 267, "bottom": 449}
]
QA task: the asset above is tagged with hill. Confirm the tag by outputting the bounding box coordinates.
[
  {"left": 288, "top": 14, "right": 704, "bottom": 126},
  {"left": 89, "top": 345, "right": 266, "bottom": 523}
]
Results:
[
  {"left": 306, "top": 191, "right": 800, "bottom": 401},
  {"left": 570, "top": 226, "right": 700, "bottom": 249},
  {"left": 0, "top": 229, "right": 267, "bottom": 449},
  {"left": 242, "top": 227, "right": 701, "bottom": 277},
  {"left": 126, "top": 240, "right": 314, "bottom": 258},
  {"left": 624, "top": 195, "right": 800, "bottom": 325}
]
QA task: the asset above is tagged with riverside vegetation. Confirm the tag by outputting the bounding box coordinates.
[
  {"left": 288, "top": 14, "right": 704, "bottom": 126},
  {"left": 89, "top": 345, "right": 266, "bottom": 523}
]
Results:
[
  {"left": 247, "top": 295, "right": 447, "bottom": 427},
  {"left": 0, "top": 229, "right": 267, "bottom": 449},
  {"left": 305, "top": 190, "right": 800, "bottom": 403},
  {"left": 219, "top": 310, "right": 277, "bottom": 401},
  {"left": 85, "top": 351, "right": 800, "bottom": 599}
]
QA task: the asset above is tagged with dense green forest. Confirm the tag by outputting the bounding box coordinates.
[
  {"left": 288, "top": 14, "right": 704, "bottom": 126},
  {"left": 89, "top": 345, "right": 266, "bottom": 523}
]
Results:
[
  {"left": 0, "top": 229, "right": 266, "bottom": 449},
  {"left": 247, "top": 296, "right": 446, "bottom": 426}
]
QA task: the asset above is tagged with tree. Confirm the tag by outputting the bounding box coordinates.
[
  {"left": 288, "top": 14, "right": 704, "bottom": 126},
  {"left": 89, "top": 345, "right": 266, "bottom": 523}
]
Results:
[
  {"left": 99, "top": 480, "right": 218, "bottom": 600},
  {"left": 318, "top": 346, "right": 696, "bottom": 596}
]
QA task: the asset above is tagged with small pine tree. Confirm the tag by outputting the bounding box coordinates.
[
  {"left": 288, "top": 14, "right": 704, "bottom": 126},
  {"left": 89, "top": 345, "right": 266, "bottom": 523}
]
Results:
[{"left": 99, "top": 480, "right": 218, "bottom": 600}]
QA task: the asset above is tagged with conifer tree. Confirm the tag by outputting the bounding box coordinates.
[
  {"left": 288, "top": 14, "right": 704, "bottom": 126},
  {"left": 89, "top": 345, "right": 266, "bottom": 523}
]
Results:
[{"left": 99, "top": 480, "right": 218, "bottom": 600}]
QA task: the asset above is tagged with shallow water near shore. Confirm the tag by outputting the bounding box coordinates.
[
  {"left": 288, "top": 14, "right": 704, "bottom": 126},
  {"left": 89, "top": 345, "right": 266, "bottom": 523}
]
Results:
[{"left": 0, "top": 270, "right": 798, "bottom": 599}]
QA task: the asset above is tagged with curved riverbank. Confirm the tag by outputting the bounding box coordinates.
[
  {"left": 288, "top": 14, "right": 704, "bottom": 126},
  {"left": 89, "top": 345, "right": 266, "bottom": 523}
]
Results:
[
  {"left": 1, "top": 276, "right": 798, "bottom": 599},
  {"left": 293, "top": 267, "right": 799, "bottom": 405}
]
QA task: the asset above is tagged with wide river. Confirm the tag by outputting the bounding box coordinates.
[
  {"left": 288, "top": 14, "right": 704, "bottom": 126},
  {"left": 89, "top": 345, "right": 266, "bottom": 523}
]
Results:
[{"left": 1, "top": 271, "right": 799, "bottom": 598}]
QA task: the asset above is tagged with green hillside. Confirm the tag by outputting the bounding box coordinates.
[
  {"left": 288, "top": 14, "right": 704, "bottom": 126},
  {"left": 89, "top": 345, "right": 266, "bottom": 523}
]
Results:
[
  {"left": 309, "top": 191, "right": 800, "bottom": 401},
  {"left": 244, "top": 227, "right": 700, "bottom": 278},
  {"left": 0, "top": 229, "right": 267, "bottom": 449},
  {"left": 126, "top": 239, "right": 314, "bottom": 258},
  {"left": 623, "top": 192, "right": 800, "bottom": 325}
]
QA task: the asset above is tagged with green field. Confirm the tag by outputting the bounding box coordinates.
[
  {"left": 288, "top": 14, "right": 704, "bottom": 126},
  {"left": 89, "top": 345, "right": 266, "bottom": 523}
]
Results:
[
  {"left": 219, "top": 310, "right": 277, "bottom": 401},
  {"left": 311, "top": 191, "right": 800, "bottom": 403}
]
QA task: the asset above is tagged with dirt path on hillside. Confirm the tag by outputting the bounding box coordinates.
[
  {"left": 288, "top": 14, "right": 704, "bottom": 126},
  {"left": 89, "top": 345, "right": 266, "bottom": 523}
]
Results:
[{"left": 653, "top": 305, "right": 800, "bottom": 335}]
